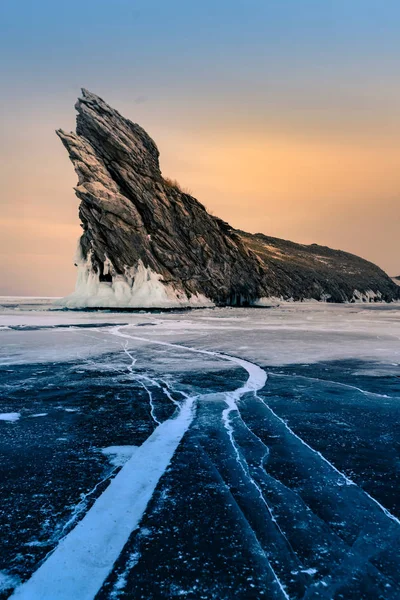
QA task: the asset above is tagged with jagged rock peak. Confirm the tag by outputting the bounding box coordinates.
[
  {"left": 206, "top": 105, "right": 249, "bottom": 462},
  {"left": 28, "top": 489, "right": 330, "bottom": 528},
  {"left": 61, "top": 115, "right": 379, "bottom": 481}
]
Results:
[{"left": 56, "top": 90, "right": 400, "bottom": 308}]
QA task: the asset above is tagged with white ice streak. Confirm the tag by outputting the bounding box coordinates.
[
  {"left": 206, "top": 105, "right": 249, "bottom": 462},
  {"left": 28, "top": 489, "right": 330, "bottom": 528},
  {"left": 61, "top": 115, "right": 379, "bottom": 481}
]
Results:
[
  {"left": 11, "top": 329, "right": 199, "bottom": 600},
  {"left": 0, "top": 412, "right": 21, "bottom": 422},
  {"left": 111, "top": 327, "right": 290, "bottom": 599},
  {"left": 11, "top": 401, "right": 197, "bottom": 600}
]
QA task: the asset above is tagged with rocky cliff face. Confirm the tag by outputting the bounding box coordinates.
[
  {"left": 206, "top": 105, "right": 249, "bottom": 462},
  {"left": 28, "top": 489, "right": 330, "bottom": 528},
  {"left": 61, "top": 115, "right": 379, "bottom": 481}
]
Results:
[{"left": 57, "top": 89, "right": 399, "bottom": 307}]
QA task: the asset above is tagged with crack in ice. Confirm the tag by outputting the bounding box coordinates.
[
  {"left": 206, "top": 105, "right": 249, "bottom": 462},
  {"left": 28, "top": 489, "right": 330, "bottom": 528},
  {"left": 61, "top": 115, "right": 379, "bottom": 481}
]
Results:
[
  {"left": 120, "top": 342, "right": 161, "bottom": 426},
  {"left": 14, "top": 324, "right": 397, "bottom": 600},
  {"left": 222, "top": 396, "right": 292, "bottom": 599},
  {"left": 270, "top": 372, "right": 396, "bottom": 400},
  {"left": 11, "top": 326, "right": 275, "bottom": 600},
  {"left": 254, "top": 387, "right": 400, "bottom": 527}
]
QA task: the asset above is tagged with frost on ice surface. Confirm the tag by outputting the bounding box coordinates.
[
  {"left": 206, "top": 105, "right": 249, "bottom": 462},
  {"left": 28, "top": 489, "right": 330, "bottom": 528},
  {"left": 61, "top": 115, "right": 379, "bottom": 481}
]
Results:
[
  {"left": 56, "top": 250, "right": 214, "bottom": 309},
  {"left": 0, "top": 412, "right": 21, "bottom": 422},
  {"left": 102, "top": 446, "right": 138, "bottom": 467},
  {"left": 0, "top": 571, "right": 20, "bottom": 592},
  {"left": 109, "top": 552, "right": 140, "bottom": 599}
]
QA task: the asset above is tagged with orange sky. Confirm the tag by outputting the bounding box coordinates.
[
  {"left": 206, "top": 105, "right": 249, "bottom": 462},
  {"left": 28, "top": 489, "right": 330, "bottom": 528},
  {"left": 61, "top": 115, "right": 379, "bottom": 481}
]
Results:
[
  {"left": 1, "top": 1, "right": 399, "bottom": 295},
  {"left": 1, "top": 104, "right": 399, "bottom": 296}
]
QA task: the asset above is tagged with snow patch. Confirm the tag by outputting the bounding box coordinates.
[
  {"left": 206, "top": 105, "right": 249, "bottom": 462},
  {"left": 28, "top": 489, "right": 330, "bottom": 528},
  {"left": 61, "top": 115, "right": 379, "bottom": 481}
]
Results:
[
  {"left": 252, "top": 296, "right": 283, "bottom": 307},
  {"left": 56, "top": 250, "right": 214, "bottom": 309},
  {"left": 0, "top": 412, "right": 21, "bottom": 422},
  {"left": 102, "top": 446, "right": 137, "bottom": 467},
  {"left": 301, "top": 568, "right": 318, "bottom": 576}
]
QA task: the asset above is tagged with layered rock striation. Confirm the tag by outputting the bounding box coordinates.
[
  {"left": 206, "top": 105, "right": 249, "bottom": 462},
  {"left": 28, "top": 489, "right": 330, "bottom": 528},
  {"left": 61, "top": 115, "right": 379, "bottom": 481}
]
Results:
[{"left": 57, "top": 89, "right": 399, "bottom": 308}]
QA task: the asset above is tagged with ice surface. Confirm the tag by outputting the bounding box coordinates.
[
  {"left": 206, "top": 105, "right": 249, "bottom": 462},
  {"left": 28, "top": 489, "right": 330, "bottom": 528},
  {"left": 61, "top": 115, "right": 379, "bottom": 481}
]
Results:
[
  {"left": 1, "top": 299, "right": 400, "bottom": 598},
  {"left": 9, "top": 326, "right": 269, "bottom": 600},
  {"left": 1, "top": 301, "right": 400, "bottom": 370}
]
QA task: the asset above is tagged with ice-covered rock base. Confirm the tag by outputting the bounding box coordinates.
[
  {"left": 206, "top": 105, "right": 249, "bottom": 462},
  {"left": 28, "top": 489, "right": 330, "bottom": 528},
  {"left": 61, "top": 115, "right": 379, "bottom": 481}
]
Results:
[
  {"left": 56, "top": 255, "right": 214, "bottom": 309},
  {"left": 253, "top": 289, "right": 394, "bottom": 306}
]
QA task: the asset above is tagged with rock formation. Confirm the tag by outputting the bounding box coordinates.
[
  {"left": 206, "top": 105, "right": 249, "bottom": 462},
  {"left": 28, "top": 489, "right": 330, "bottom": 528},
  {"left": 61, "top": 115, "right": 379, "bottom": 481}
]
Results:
[{"left": 56, "top": 89, "right": 399, "bottom": 308}]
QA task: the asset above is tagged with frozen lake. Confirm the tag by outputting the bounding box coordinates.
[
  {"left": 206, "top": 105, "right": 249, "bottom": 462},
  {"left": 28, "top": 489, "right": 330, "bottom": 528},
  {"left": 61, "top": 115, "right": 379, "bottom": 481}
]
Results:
[{"left": 0, "top": 299, "right": 400, "bottom": 599}]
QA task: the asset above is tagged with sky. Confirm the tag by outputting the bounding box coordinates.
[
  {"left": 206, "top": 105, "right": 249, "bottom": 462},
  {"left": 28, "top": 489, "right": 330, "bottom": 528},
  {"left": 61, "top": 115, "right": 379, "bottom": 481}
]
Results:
[{"left": 1, "top": 0, "right": 399, "bottom": 296}]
